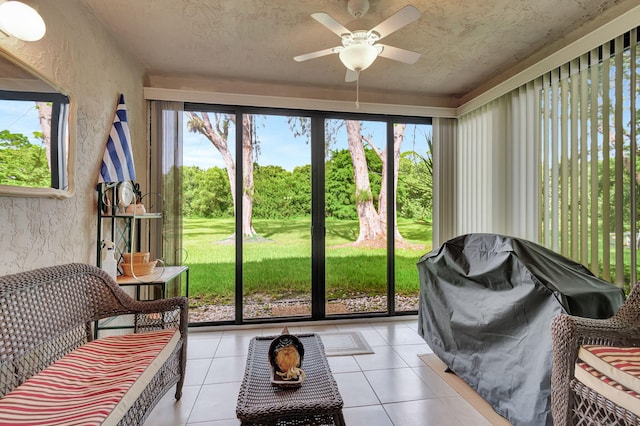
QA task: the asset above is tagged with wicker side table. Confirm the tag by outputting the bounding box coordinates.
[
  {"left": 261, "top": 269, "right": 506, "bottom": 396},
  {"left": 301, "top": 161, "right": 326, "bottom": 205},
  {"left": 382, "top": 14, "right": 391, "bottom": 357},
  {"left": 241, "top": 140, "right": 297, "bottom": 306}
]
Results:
[{"left": 236, "top": 333, "right": 345, "bottom": 426}]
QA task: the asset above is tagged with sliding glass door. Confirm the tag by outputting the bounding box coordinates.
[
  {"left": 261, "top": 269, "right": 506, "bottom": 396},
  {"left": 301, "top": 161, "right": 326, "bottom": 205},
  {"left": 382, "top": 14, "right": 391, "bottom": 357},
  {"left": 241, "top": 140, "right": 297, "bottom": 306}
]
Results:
[
  {"left": 324, "top": 118, "right": 388, "bottom": 315},
  {"left": 242, "top": 114, "right": 313, "bottom": 320},
  {"left": 181, "top": 104, "right": 431, "bottom": 324},
  {"left": 394, "top": 122, "right": 433, "bottom": 312},
  {"left": 181, "top": 109, "right": 237, "bottom": 322}
]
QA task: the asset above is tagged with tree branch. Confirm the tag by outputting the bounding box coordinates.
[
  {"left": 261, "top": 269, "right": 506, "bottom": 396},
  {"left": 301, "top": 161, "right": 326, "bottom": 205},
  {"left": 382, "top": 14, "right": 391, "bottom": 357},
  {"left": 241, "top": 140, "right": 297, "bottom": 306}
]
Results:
[{"left": 361, "top": 134, "right": 383, "bottom": 161}]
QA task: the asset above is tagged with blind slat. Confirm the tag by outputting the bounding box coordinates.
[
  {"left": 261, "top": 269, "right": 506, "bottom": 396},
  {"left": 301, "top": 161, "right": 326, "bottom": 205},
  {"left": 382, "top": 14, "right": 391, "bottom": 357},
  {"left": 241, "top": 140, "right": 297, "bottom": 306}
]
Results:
[
  {"left": 630, "top": 29, "right": 638, "bottom": 284},
  {"left": 570, "top": 59, "right": 579, "bottom": 259},
  {"left": 579, "top": 53, "right": 589, "bottom": 266},
  {"left": 602, "top": 42, "right": 611, "bottom": 281},
  {"left": 589, "top": 48, "right": 600, "bottom": 273},
  {"left": 614, "top": 35, "right": 624, "bottom": 286}
]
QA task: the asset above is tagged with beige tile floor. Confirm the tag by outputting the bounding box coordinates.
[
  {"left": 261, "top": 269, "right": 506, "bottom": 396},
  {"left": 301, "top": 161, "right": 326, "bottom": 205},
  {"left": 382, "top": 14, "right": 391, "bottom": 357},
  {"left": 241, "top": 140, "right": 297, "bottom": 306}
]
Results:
[{"left": 144, "top": 317, "right": 493, "bottom": 426}]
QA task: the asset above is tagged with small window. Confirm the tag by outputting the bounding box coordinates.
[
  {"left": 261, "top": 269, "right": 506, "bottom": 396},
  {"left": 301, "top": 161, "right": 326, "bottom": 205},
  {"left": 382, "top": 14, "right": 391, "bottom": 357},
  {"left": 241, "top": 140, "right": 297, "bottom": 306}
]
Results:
[{"left": 0, "top": 90, "right": 70, "bottom": 189}]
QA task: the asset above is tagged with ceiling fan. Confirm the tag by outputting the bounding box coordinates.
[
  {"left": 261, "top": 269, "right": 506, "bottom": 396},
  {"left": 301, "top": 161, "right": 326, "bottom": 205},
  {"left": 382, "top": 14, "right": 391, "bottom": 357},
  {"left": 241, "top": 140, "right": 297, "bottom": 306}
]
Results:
[{"left": 293, "top": 1, "right": 422, "bottom": 83}]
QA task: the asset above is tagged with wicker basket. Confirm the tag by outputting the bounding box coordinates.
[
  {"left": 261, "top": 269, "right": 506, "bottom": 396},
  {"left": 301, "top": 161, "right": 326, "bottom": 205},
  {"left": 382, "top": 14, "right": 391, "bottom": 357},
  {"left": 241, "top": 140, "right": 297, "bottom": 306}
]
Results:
[
  {"left": 122, "top": 252, "right": 150, "bottom": 264},
  {"left": 121, "top": 260, "right": 157, "bottom": 276}
]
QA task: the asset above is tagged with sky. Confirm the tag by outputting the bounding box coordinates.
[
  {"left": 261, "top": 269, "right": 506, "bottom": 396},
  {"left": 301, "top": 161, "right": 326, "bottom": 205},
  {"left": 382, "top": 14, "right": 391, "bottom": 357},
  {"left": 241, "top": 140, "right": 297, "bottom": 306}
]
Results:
[
  {"left": 182, "top": 113, "right": 432, "bottom": 171},
  {"left": 0, "top": 100, "right": 42, "bottom": 144},
  {"left": 0, "top": 103, "right": 433, "bottom": 171},
  {"left": 182, "top": 115, "right": 315, "bottom": 171}
]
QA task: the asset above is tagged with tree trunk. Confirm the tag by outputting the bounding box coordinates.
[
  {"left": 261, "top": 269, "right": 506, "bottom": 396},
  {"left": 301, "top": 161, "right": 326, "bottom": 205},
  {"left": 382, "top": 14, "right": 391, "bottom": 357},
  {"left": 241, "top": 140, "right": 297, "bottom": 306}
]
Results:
[
  {"left": 186, "top": 112, "right": 236, "bottom": 207},
  {"left": 376, "top": 124, "right": 405, "bottom": 241},
  {"left": 391, "top": 124, "right": 405, "bottom": 241},
  {"left": 360, "top": 123, "right": 407, "bottom": 243},
  {"left": 241, "top": 115, "right": 257, "bottom": 237},
  {"left": 346, "top": 120, "right": 385, "bottom": 243},
  {"left": 186, "top": 112, "right": 257, "bottom": 238},
  {"left": 36, "top": 102, "right": 52, "bottom": 167}
]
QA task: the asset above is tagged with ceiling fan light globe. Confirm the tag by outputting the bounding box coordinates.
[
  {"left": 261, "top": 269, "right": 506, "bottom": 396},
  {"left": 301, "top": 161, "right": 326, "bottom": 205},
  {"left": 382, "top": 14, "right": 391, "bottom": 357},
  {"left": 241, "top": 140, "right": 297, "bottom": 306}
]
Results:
[
  {"left": 339, "top": 44, "right": 379, "bottom": 71},
  {"left": 0, "top": 1, "right": 46, "bottom": 41}
]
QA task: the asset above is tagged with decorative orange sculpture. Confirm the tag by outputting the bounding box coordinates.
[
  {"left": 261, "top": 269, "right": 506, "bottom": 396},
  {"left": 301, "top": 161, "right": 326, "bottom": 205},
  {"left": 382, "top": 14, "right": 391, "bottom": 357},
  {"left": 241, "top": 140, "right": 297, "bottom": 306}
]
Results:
[{"left": 268, "top": 327, "right": 306, "bottom": 386}]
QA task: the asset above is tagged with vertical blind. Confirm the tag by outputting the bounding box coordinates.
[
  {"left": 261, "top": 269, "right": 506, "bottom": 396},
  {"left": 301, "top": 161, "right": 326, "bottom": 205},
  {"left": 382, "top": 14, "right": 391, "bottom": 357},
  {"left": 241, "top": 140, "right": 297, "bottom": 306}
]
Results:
[
  {"left": 432, "top": 117, "right": 457, "bottom": 246},
  {"left": 539, "top": 29, "right": 639, "bottom": 287},
  {"left": 455, "top": 83, "right": 539, "bottom": 241},
  {"left": 149, "top": 101, "right": 185, "bottom": 268},
  {"left": 455, "top": 28, "right": 638, "bottom": 288}
]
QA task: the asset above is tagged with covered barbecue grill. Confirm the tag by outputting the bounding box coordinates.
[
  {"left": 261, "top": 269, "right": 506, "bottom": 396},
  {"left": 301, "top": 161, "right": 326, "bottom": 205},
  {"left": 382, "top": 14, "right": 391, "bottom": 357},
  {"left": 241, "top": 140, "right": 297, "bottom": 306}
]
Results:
[{"left": 417, "top": 233, "right": 625, "bottom": 426}]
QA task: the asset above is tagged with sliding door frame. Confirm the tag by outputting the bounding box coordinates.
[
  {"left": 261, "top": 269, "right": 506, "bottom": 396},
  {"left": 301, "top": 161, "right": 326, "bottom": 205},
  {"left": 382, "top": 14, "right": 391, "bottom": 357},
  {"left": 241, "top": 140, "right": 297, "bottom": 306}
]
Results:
[{"left": 184, "top": 102, "right": 431, "bottom": 326}]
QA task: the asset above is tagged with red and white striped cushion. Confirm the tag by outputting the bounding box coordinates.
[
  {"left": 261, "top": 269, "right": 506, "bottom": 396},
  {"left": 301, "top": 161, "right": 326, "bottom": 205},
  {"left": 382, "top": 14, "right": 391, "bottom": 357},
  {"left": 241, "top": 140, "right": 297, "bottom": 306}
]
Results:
[
  {"left": 0, "top": 328, "right": 180, "bottom": 426},
  {"left": 574, "top": 345, "right": 640, "bottom": 417},
  {"left": 579, "top": 345, "right": 640, "bottom": 394}
]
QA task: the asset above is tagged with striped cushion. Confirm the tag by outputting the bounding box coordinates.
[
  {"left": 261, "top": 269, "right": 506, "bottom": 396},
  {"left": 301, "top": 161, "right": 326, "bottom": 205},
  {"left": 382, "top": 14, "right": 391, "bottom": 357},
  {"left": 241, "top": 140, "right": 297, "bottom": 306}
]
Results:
[
  {"left": 0, "top": 329, "right": 180, "bottom": 426},
  {"left": 579, "top": 345, "right": 640, "bottom": 394},
  {"left": 574, "top": 345, "right": 640, "bottom": 417}
]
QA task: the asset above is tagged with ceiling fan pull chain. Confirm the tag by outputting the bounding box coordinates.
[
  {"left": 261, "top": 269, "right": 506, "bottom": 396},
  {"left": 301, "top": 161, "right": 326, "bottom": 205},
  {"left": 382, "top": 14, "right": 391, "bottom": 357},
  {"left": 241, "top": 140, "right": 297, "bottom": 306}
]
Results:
[{"left": 355, "top": 71, "right": 360, "bottom": 109}]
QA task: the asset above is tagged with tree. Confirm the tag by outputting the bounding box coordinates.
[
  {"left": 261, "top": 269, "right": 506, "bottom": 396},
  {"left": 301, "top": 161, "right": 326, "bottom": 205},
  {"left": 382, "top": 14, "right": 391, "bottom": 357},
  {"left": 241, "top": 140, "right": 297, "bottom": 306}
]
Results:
[
  {"left": 253, "top": 164, "right": 293, "bottom": 219},
  {"left": 326, "top": 149, "right": 357, "bottom": 219},
  {"left": 36, "top": 101, "right": 52, "bottom": 165},
  {"left": 346, "top": 120, "right": 383, "bottom": 243},
  {"left": 0, "top": 100, "right": 52, "bottom": 188},
  {"left": 182, "top": 166, "right": 233, "bottom": 218},
  {"left": 186, "top": 112, "right": 257, "bottom": 237},
  {"left": 289, "top": 118, "right": 411, "bottom": 246},
  {"left": 289, "top": 164, "right": 312, "bottom": 217},
  {"left": 397, "top": 137, "right": 433, "bottom": 223},
  {"left": 345, "top": 120, "right": 407, "bottom": 245},
  {"left": 0, "top": 130, "right": 50, "bottom": 187}
]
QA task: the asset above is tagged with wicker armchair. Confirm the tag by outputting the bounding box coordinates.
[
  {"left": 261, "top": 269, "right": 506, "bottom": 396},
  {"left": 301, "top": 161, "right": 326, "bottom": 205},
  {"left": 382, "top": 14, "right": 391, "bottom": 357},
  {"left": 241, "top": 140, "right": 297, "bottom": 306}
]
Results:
[{"left": 551, "top": 282, "right": 640, "bottom": 425}]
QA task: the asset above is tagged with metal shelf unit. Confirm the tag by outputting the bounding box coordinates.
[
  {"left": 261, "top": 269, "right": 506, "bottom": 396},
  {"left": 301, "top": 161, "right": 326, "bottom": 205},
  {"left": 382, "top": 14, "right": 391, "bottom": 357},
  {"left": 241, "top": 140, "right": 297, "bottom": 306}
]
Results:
[{"left": 95, "top": 183, "right": 189, "bottom": 337}]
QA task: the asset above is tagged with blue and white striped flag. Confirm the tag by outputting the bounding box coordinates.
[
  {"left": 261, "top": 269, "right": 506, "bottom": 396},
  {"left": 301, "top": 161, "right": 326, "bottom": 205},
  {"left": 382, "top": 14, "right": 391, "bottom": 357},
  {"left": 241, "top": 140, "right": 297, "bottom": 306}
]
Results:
[{"left": 98, "top": 94, "right": 136, "bottom": 183}]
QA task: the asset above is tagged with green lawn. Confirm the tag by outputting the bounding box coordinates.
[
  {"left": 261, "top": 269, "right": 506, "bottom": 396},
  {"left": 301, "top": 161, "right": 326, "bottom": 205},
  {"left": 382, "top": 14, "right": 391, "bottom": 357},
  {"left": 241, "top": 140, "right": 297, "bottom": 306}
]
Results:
[{"left": 183, "top": 217, "right": 432, "bottom": 306}]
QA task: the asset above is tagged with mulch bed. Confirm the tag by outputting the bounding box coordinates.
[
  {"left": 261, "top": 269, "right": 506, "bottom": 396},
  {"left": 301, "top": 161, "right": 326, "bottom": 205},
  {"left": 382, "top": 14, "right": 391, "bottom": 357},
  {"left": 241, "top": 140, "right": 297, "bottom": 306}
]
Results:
[{"left": 188, "top": 295, "right": 418, "bottom": 322}]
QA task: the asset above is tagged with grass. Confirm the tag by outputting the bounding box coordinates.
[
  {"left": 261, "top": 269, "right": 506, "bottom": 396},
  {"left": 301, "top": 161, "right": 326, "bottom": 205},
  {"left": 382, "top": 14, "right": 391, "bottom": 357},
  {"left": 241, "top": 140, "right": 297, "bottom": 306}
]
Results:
[{"left": 183, "top": 217, "right": 432, "bottom": 305}]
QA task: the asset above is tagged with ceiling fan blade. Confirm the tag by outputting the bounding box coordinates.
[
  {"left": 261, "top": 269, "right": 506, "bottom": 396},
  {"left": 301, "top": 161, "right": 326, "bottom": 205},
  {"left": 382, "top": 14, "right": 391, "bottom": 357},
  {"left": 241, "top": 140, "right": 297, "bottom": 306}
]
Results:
[
  {"left": 345, "top": 69, "right": 359, "bottom": 82},
  {"left": 370, "top": 5, "right": 420, "bottom": 40},
  {"left": 311, "top": 12, "right": 352, "bottom": 37},
  {"left": 294, "top": 47, "right": 339, "bottom": 62},
  {"left": 377, "top": 44, "right": 421, "bottom": 64}
]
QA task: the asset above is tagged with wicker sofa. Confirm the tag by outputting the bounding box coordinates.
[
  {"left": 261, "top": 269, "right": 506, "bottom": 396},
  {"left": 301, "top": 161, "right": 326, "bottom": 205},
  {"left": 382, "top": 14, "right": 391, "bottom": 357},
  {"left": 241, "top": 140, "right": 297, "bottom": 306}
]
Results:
[
  {"left": 551, "top": 282, "right": 640, "bottom": 425},
  {"left": 0, "top": 263, "right": 188, "bottom": 425}
]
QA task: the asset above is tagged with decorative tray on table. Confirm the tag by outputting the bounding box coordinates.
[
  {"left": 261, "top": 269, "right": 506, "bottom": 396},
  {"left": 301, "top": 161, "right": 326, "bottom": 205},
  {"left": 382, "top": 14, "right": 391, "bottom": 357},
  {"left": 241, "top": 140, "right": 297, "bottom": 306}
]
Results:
[{"left": 268, "top": 329, "right": 306, "bottom": 388}]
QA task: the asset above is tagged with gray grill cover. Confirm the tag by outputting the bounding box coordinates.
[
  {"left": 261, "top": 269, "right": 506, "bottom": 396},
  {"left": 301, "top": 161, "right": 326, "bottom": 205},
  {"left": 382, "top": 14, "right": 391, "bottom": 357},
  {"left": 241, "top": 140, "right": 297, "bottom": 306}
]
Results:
[{"left": 417, "top": 233, "right": 624, "bottom": 426}]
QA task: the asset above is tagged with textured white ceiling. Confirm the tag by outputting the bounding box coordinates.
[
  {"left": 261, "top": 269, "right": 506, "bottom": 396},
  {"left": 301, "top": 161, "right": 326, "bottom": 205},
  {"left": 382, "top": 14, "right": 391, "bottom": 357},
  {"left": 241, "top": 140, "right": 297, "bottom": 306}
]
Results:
[{"left": 82, "top": 0, "right": 638, "bottom": 107}]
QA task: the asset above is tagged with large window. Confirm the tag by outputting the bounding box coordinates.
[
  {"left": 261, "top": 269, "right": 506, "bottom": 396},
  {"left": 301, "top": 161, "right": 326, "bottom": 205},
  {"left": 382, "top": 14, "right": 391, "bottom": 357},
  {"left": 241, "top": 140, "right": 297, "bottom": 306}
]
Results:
[
  {"left": 539, "top": 28, "right": 639, "bottom": 289},
  {"left": 179, "top": 105, "right": 432, "bottom": 324}
]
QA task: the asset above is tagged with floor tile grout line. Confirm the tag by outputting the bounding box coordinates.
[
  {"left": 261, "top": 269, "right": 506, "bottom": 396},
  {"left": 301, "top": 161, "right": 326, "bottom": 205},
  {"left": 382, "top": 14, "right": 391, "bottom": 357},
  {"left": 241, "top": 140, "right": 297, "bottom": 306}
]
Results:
[
  {"left": 359, "top": 363, "right": 395, "bottom": 424},
  {"left": 185, "top": 337, "right": 221, "bottom": 424},
  {"left": 183, "top": 379, "right": 205, "bottom": 425}
]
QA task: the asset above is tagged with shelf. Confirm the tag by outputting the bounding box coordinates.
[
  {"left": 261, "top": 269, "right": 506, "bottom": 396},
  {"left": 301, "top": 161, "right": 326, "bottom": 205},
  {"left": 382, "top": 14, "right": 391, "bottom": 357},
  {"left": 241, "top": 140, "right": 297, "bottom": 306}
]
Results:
[
  {"left": 100, "top": 212, "right": 162, "bottom": 219},
  {"left": 95, "top": 266, "right": 189, "bottom": 339},
  {"left": 117, "top": 266, "right": 188, "bottom": 285},
  {"left": 115, "top": 265, "right": 189, "bottom": 307},
  {"left": 96, "top": 183, "right": 188, "bottom": 338},
  {"left": 97, "top": 183, "right": 163, "bottom": 269},
  {"left": 97, "top": 182, "right": 187, "bottom": 295}
]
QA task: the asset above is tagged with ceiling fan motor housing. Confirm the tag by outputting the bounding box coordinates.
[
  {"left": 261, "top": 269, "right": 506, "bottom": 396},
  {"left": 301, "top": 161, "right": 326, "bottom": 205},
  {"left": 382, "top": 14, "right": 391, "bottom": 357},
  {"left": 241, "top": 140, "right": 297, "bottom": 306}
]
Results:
[
  {"left": 347, "top": 0, "right": 369, "bottom": 18},
  {"left": 341, "top": 30, "right": 379, "bottom": 47}
]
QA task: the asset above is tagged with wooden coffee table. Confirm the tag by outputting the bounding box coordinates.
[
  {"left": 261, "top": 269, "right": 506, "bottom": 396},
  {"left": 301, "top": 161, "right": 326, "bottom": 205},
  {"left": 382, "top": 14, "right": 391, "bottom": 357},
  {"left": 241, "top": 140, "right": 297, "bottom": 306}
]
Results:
[{"left": 236, "top": 333, "right": 345, "bottom": 425}]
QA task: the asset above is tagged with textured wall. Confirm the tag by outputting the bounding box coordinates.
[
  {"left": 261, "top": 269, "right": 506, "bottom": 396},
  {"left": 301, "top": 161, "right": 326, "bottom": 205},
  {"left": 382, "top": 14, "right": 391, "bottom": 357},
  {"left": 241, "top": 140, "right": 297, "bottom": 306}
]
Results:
[{"left": 0, "top": 0, "right": 145, "bottom": 275}]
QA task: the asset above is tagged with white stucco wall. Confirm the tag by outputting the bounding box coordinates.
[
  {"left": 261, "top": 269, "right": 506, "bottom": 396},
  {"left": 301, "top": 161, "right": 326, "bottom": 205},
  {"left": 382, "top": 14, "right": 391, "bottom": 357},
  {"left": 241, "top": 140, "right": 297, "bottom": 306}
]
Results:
[{"left": 0, "top": 0, "right": 145, "bottom": 275}]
